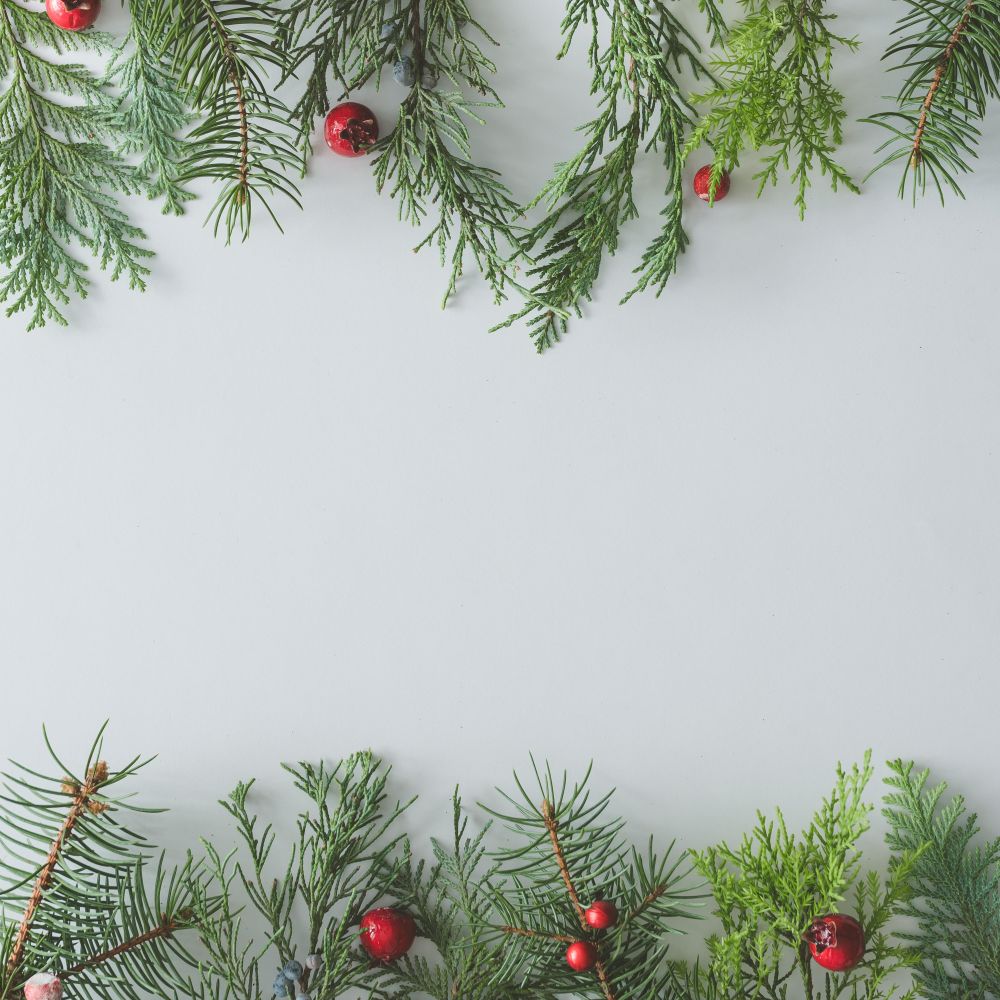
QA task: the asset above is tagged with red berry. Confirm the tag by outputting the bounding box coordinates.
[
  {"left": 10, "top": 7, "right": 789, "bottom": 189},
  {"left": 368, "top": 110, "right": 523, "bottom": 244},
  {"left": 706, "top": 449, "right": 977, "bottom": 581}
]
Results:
[
  {"left": 806, "top": 914, "right": 865, "bottom": 972},
  {"left": 24, "top": 974, "right": 62, "bottom": 1000},
  {"left": 693, "top": 165, "right": 730, "bottom": 203},
  {"left": 45, "top": 0, "right": 100, "bottom": 30},
  {"left": 325, "top": 102, "right": 379, "bottom": 157},
  {"left": 585, "top": 900, "right": 618, "bottom": 930},
  {"left": 359, "top": 907, "right": 416, "bottom": 962},
  {"left": 565, "top": 940, "right": 598, "bottom": 972}
]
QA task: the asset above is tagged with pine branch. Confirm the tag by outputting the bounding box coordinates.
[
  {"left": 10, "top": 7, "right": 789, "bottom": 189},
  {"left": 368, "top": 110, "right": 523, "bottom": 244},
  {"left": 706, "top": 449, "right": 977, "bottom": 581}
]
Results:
[
  {"left": 864, "top": 0, "right": 1000, "bottom": 203},
  {"left": 0, "top": 2, "right": 151, "bottom": 329},
  {"left": 162, "top": 0, "right": 301, "bottom": 241},
  {"left": 685, "top": 0, "right": 860, "bottom": 218},
  {"left": 883, "top": 760, "right": 1000, "bottom": 999},
  {"left": 494, "top": 1, "right": 709, "bottom": 352}
]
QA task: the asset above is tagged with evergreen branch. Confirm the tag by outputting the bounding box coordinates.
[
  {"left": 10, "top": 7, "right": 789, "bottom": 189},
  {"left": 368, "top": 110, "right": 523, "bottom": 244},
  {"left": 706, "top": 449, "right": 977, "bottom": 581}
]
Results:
[
  {"left": 495, "top": 0, "right": 709, "bottom": 352},
  {"left": 685, "top": 0, "right": 860, "bottom": 218},
  {"left": 0, "top": 1, "right": 151, "bottom": 328},
  {"left": 62, "top": 916, "right": 181, "bottom": 976},
  {"left": 864, "top": 0, "right": 1000, "bottom": 202},
  {"left": 3, "top": 760, "right": 109, "bottom": 983},
  {"left": 162, "top": 0, "right": 300, "bottom": 241},
  {"left": 883, "top": 760, "right": 1000, "bottom": 999}
]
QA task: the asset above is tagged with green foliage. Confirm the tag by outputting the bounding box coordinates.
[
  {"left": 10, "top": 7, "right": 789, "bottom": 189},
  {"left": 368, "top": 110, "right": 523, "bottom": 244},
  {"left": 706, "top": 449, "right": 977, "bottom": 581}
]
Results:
[
  {"left": 495, "top": 0, "right": 710, "bottom": 353},
  {"left": 481, "top": 760, "right": 699, "bottom": 1000},
  {"left": 691, "top": 752, "right": 920, "bottom": 1000},
  {"left": 883, "top": 759, "right": 1000, "bottom": 999},
  {"left": 108, "top": 0, "right": 194, "bottom": 216},
  {"left": 863, "top": 0, "right": 1000, "bottom": 203},
  {"left": 161, "top": 0, "right": 301, "bottom": 241},
  {"left": 186, "top": 752, "right": 410, "bottom": 1000},
  {"left": 0, "top": 724, "right": 201, "bottom": 1000},
  {"left": 685, "top": 0, "right": 859, "bottom": 218},
  {"left": 0, "top": 4, "right": 151, "bottom": 329}
]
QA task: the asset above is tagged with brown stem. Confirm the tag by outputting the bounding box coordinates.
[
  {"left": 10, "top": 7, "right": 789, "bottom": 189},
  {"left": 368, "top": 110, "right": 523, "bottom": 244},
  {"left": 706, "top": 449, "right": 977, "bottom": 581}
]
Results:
[
  {"left": 229, "top": 69, "right": 250, "bottom": 198},
  {"left": 62, "top": 918, "right": 179, "bottom": 975},
  {"left": 501, "top": 925, "right": 575, "bottom": 944},
  {"left": 540, "top": 800, "right": 616, "bottom": 1000},
  {"left": 911, "top": 0, "right": 975, "bottom": 168},
  {"left": 626, "top": 884, "right": 667, "bottom": 923},
  {"left": 4, "top": 763, "right": 109, "bottom": 985}
]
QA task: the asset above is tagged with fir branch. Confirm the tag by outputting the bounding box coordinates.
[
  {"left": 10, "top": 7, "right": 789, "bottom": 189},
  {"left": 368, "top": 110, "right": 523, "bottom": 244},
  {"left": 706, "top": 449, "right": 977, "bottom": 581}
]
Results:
[
  {"left": 495, "top": 1, "right": 709, "bottom": 352},
  {"left": 0, "top": 3, "right": 151, "bottom": 329},
  {"left": 864, "top": 0, "right": 1000, "bottom": 203},
  {"left": 883, "top": 760, "right": 1000, "bottom": 999},
  {"left": 685, "top": 0, "right": 860, "bottom": 218},
  {"left": 162, "top": 0, "right": 301, "bottom": 241}
]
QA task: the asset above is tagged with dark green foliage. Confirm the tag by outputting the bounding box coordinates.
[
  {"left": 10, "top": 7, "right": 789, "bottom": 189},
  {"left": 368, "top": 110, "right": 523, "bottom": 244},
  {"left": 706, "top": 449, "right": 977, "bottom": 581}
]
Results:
[
  {"left": 883, "top": 760, "right": 1000, "bottom": 999},
  {"left": 685, "top": 0, "right": 859, "bottom": 218},
  {"left": 0, "top": 724, "right": 202, "bottom": 1000},
  {"left": 108, "top": 0, "right": 194, "bottom": 216},
  {"left": 0, "top": 4, "right": 150, "bottom": 329},
  {"left": 495, "top": 0, "right": 710, "bottom": 353},
  {"left": 161, "top": 0, "right": 301, "bottom": 241},
  {"left": 186, "top": 753, "right": 410, "bottom": 1000},
  {"left": 481, "top": 760, "right": 699, "bottom": 1000},
  {"left": 691, "top": 752, "right": 920, "bottom": 1000},
  {"left": 864, "top": 0, "right": 1000, "bottom": 203}
]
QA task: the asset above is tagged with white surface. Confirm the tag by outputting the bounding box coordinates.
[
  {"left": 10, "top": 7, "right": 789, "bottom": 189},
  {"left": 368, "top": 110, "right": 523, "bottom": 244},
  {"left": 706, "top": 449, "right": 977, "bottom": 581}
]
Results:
[{"left": 1, "top": 0, "right": 999, "bottom": 882}]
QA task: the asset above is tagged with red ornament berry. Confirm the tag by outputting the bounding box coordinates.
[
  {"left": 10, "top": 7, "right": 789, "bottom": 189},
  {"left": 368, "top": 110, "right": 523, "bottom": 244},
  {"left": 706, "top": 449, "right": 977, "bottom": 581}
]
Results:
[
  {"left": 359, "top": 907, "right": 416, "bottom": 962},
  {"left": 24, "top": 974, "right": 62, "bottom": 1000},
  {"left": 585, "top": 900, "right": 618, "bottom": 930},
  {"left": 565, "top": 940, "right": 598, "bottom": 972},
  {"left": 325, "top": 102, "right": 379, "bottom": 157},
  {"left": 806, "top": 914, "right": 865, "bottom": 972},
  {"left": 693, "top": 165, "right": 730, "bottom": 203},
  {"left": 45, "top": 0, "right": 100, "bottom": 30}
]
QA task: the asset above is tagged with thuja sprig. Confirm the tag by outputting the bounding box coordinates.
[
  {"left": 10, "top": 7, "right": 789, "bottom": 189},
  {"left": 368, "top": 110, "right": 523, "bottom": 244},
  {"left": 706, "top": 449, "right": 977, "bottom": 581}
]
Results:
[
  {"left": 882, "top": 760, "right": 1000, "bottom": 999},
  {"left": 483, "top": 760, "right": 698, "bottom": 1000},
  {"left": 494, "top": 1, "right": 710, "bottom": 353},
  {"left": 185, "top": 752, "right": 411, "bottom": 1000},
  {"left": 160, "top": 0, "right": 301, "bottom": 241},
  {"left": 0, "top": 4, "right": 151, "bottom": 329},
  {"left": 0, "top": 724, "right": 203, "bottom": 1000},
  {"left": 863, "top": 0, "right": 1000, "bottom": 203},
  {"left": 107, "top": 0, "right": 194, "bottom": 217},
  {"left": 690, "top": 752, "right": 921, "bottom": 1000},
  {"left": 685, "top": 0, "right": 859, "bottom": 218}
]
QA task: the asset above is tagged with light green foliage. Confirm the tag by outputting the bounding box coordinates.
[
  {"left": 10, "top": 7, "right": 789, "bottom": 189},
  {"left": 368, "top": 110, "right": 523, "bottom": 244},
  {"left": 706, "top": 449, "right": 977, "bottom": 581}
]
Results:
[
  {"left": 161, "top": 0, "right": 301, "bottom": 241},
  {"left": 0, "top": 724, "right": 202, "bottom": 1000},
  {"left": 685, "top": 0, "right": 859, "bottom": 218},
  {"left": 108, "top": 0, "right": 194, "bottom": 216},
  {"left": 883, "top": 760, "right": 1000, "bottom": 999},
  {"left": 481, "top": 760, "right": 699, "bottom": 1000},
  {"left": 691, "top": 752, "right": 920, "bottom": 1000},
  {"left": 863, "top": 0, "right": 1000, "bottom": 203},
  {"left": 496, "top": 0, "right": 710, "bottom": 353},
  {"left": 0, "top": 4, "right": 150, "bottom": 329},
  {"left": 186, "top": 753, "right": 410, "bottom": 1000}
]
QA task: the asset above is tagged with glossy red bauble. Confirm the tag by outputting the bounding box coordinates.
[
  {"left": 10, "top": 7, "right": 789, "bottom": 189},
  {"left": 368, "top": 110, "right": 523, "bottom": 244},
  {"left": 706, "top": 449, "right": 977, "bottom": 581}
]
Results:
[
  {"left": 565, "top": 940, "right": 598, "bottom": 972},
  {"left": 324, "top": 102, "right": 379, "bottom": 157},
  {"left": 359, "top": 907, "right": 416, "bottom": 962},
  {"left": 45, "top": 0, "right": 100, "bottom": 30},
  {"left": 806, "top": 914, "right": 865, "bottom": 972},
  {"left": 693, "top": 165, "right": 730, "bottom": 203},
  {"left": 585, "top": 900, "right": 619, "bottom": 930}
]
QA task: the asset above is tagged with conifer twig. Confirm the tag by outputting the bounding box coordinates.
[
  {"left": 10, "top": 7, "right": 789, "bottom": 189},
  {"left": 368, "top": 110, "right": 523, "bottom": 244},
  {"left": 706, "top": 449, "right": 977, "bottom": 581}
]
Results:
[{"left": 4, "top": 762, "right": 109, "bottom": 982}]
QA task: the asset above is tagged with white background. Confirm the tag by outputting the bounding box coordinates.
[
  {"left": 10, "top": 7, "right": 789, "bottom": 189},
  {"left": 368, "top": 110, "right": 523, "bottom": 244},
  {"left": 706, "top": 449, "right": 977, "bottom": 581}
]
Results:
[{"left": 1, "top": 0, "right": 998, "bottom": 917}]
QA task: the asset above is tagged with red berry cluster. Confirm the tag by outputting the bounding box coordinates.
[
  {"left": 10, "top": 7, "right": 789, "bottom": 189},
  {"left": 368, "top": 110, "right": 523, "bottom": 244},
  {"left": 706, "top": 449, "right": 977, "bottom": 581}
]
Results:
[{"left": 563, "top": 900, "right": 619, "bottom": 972}]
